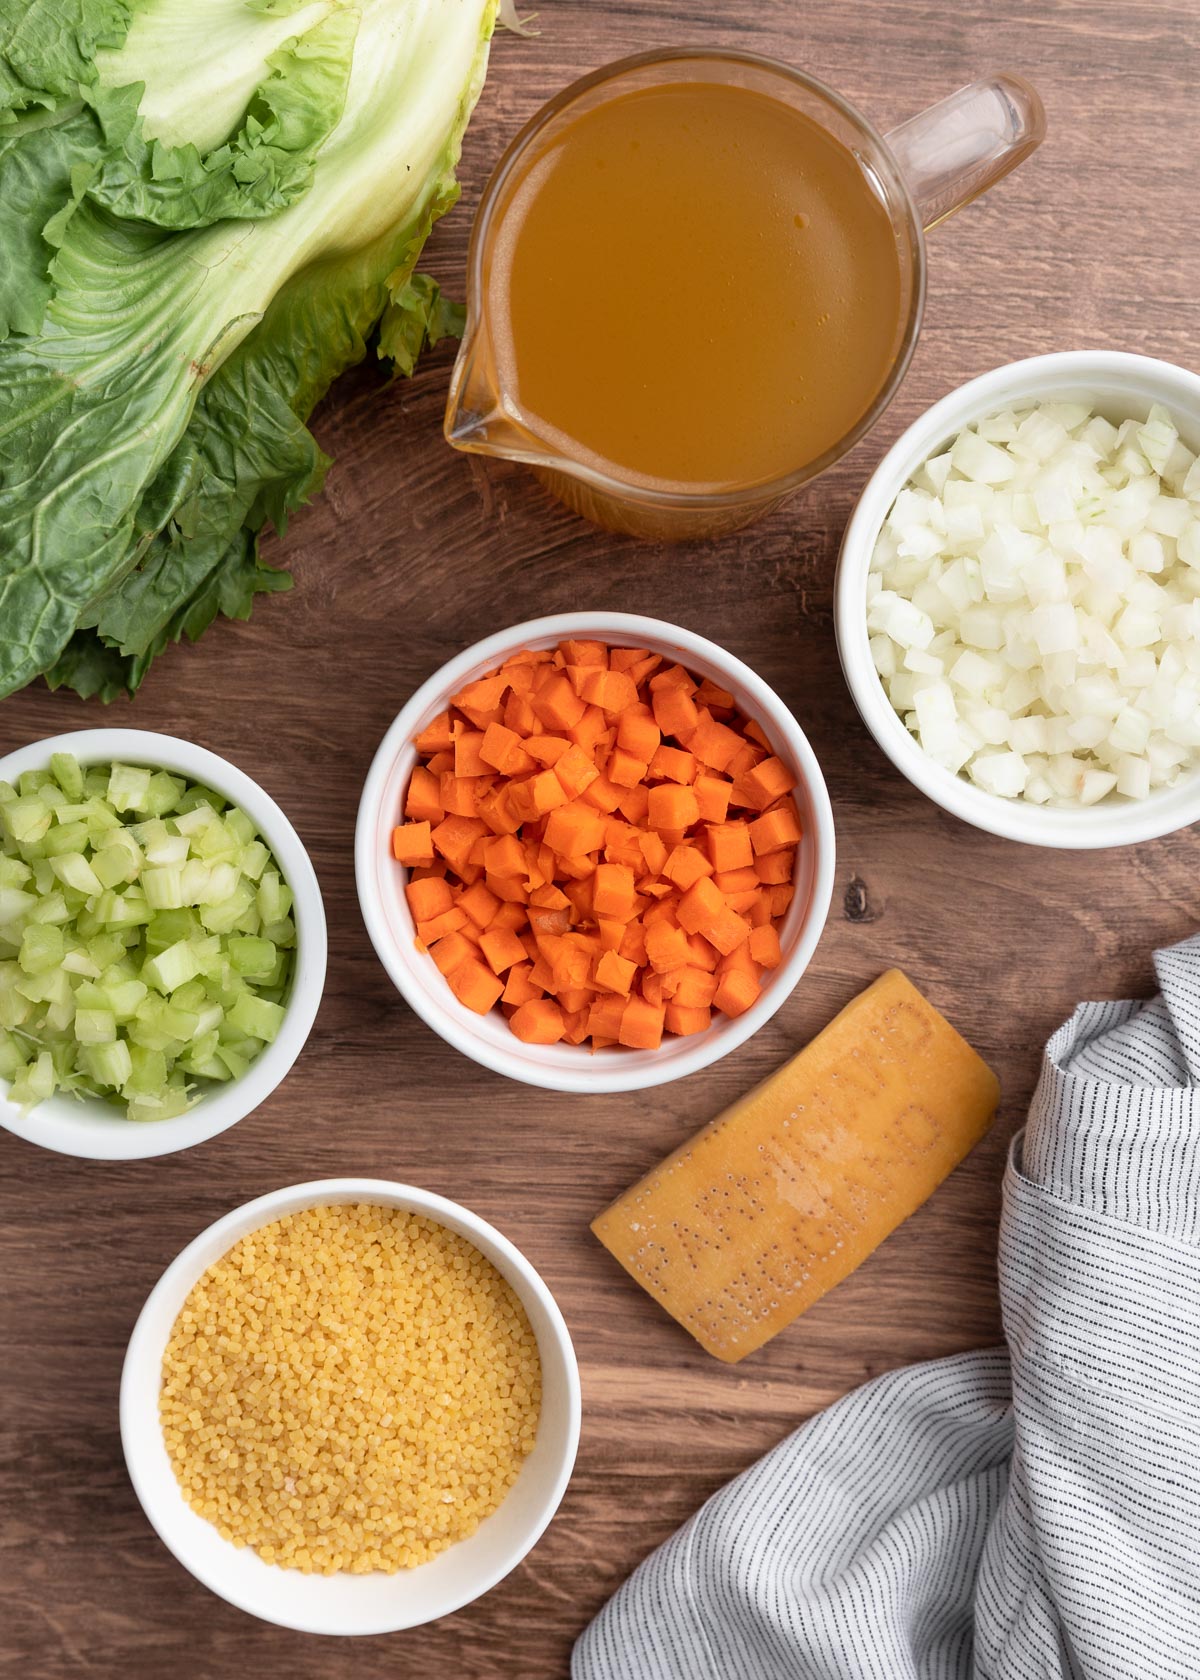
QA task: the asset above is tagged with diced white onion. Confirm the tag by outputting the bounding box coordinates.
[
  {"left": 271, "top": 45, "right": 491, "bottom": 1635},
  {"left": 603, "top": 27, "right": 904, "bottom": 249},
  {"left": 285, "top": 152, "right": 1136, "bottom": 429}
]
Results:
[{"left": 868, "top": 400, "right": 1200, "bottom": 806}]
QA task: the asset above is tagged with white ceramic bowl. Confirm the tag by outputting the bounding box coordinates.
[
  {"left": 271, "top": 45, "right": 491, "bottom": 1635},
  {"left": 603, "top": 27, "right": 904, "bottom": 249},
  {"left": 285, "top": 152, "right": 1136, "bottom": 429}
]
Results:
[
  {"left": 836, "top": 351, "right": 1200, "bottom": 848},
  {"left": 0, "top": 729, "right": 326, "bottom": 1159},
  {"left": 356, "top": 612, "right": 835, "bottom": 1092},
  {"left": 121, "top": 1177, "right": 580, "bottom": 1635}
]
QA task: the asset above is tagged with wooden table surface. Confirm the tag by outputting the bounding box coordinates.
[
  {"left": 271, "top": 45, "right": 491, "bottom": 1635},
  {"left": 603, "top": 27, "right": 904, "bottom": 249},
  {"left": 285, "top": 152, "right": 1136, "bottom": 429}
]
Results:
[{"left": 2, "top": 2, "right": 1197, "bottom": 1675}]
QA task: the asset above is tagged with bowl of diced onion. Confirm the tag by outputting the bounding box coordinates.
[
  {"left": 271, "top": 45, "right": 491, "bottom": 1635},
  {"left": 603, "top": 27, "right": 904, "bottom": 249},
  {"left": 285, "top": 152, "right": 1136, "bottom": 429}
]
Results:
[
  {"left": 0, "top": 730, "right": 326, "bottom": 1160},
  {"left": 836, "top": 351, "right": 1200, "bottom": 847}
]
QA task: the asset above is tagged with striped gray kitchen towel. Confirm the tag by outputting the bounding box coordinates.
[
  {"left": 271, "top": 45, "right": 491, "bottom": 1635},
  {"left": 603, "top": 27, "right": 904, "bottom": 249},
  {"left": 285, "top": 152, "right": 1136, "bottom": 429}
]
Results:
[{"left": 574, "top": 934, "right": 1200, "bottom": 1680}]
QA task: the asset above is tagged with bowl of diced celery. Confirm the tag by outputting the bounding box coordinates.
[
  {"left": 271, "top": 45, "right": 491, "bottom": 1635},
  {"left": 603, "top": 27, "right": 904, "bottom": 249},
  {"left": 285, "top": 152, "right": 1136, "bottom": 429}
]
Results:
[{"left": 0, "top": 731, "right": 326, "bottom": 1159}]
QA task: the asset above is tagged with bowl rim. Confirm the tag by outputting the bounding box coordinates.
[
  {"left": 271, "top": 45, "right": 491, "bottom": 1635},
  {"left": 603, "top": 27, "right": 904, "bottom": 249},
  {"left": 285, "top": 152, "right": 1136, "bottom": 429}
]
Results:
[
  {"left": 835, "top": 350, "right": 1200, "bottom": 849},
  {"left": 0, "top": 728, "right": 327, "bottom": 1159},
  {"left": 355, "top": 611, "right": 836, "bottom": 1092},
  {"left": 120, "top": 1176, "right": 582, "bottom": 1635}
]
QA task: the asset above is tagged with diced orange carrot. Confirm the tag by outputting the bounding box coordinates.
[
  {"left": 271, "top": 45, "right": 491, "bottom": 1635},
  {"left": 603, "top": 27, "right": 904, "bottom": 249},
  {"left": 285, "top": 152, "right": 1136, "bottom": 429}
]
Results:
[
  {"left": 448, "top": 958, "right": 506, "bottom": 1015},
  {"left": 619, "top": 920, "right": 647, "bottom": 966},
  {"left": 647, "top": 783, "right": 700, "bottom": 830},
  {"left": 440, "top": 772, "right": 487, "bottom": 817},
  {"left": 769, "top": 884, "right": 794, "bottom": 918},
  {"left": 677, "top": 875, "right": 726, "bottom": 933},
  {"left": 705, "top": 908, "right": 752, "bottom": 956},
  {"left": 713, "top": 969, "right": 761, "bottom": 1017},
  {"left": 502, "top": 962, "right": 542, "bottom": 1005},
  {"left": 586, "top": 994, "right": 627, "bottom": 1038},
  {"left": 755, "top": 849, "right": 795, "bottom": 885},
  {"left": 430, "top": 815, "right": 486, "bottom": 872},
  {"left": 487, "top": 872, "right": 531, "bottom": 905},
  {"left": 580, "top": 773, "right": 623, "bottom": 814},
  {"left": 713, "top": 864, "right": 759, "bottom": 896},
  {"left": 430, "top": 930, "right": 476, "bottom": 976},
  {"left": 525, "top": 733, "right": 570, "bottom": 766},
  {"left": 695, "top": 677, "right": 735, "bottom": 711},
  {"left": 480, "top": 722, "right": 533, "bottom": 774},
  {"left": 694, "top": 774, "right": 732, "bottom": 824},
  {"left": 568, "top": 704, "right": 608, "bottom": 754},
  {"left": 532, "top": 673, "right": 587, "bottom": 731},
  {"left": 562, "top": 638, "right": 609, "bottom": 668},
  {"left": 581, "top": 668, "right": 638, "bottom": 714},
  {"left": 616, "top": 706, "right": 661, "bottom": 762},
  {"left": 453, "top": 730, "right": 490, "bottom": 778},
  {"left": 687, "top": 711, "right": 743, "bottom": 771},
  {"left": 529, "top": 905, "right": 572, "bottom": 938},
  {"left": 731, "top": 755, "right": 796, "bottom": 810},
  {"left": 725, "top": 741, "right": 764, "bottom": 778},
  {"left": 426, "top": 749, "right": 455, "bottom": 776},
  {"left": 647, "top": 744, "right": 696, "bottom": 784},
  {"left": 652, "top": 684, "right": 699, "bottom": 740},
  {"left": 529, "top": 881, "right": 570, "bottom": 910},
  {"left": 662, "top": 844, "right": 713, "bottom": 890},
  {"left": 638, "top": 830, "right": 669, "bottom": 877},
  {"left": 619, "top": 996, "right": 665, "bottom": 1050},
  {"left": 482, "top": 833, "right": 524, "bottom": 877},
  {"left": 595, "top": 949, "right": 636, "bottom": 995},
  {"left": 405, "top": 766, "right": 444, "bottom": 825},
  {"left": 649, "top": 663, "right": 696, "bottom": 694},
  {"left": 593, "top": 862, "right": 635, "bottom": 919},
  {"left": 554, "top": 743, "right": 600, "bottom": 799},
  {"left": 562, "top": 1007, "right": 592, "bottom": 1045},
  {"left": 596, "top": 916, "right": 626, "bottom": 952},
  {"left": 607, "top": 748, "right": 648, "bottom": 788},
  {"left": 644, "top": 920, "right": 690, "bottom": 973},
  {"left": 673, "top": 966, "right": 718, "bottom": 1008},
  {"left": 458, "top": 881, "right": 500, "bottom": 929},
  {"left": 391, "top": 822, "right": 433, "bottom": 865},
  {"left": 616, "top": 783, "right": 650, "bottom": 825},
  {"left": 405, "top": 876, "right": 453, "bottom": 923},
  {"left": 528, "top": 769, "right": 570, "bottom": 815},
  {"left": 414, "top": 711, "right": 455, "bottom": 754},
  {"left": 664, "top": 1002, "right": 711, "bottom": 1036},
  {"left": 503, "top": 692, "right": 538, "bottom": 736},
  {"left": 416, "top": 905, "right": 468, "bottom": 944},
  {"left": 509, "top": 999, "right": 566, "bottom": 1044},
  {"left": 749, "top": 802, "right": 803, "bottom": 855},
  {"left": 480, "top": 926, "right": 532, "bottom": 975},
  {"left": 749, "top": 924, "right": 783, "bottom": 969},
  {"left": 492, "top": 901, "right": 528, "bottom": 931},
  {"left": 706, "top": 822, "right": 753, "bottom": 873},
  {"left": 544, "top": 803, "right": 607, "bottom": 857},
  {"left": 716, "top": 942, "right": 758, "bottom": 979}
]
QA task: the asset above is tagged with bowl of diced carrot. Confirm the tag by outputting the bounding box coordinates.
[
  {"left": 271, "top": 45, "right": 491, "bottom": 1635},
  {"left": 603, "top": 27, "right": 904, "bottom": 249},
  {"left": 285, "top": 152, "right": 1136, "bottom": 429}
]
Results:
[{"left": 355, "top": 613, "right": 835, "bottom": 1092}]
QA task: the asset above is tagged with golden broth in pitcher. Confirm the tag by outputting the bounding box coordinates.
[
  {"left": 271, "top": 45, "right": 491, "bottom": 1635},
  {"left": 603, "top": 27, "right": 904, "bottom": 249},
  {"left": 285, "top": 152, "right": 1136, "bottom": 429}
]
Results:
[{"left": 486, "top": 79, "right": 906, "bottom": 491}]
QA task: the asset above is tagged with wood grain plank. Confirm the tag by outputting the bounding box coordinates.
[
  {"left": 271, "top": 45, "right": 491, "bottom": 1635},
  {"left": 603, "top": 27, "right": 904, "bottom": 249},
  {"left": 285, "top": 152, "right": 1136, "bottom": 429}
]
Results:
[{"left": 2, "top": 2, "right": 1198, "bottom": 1675}]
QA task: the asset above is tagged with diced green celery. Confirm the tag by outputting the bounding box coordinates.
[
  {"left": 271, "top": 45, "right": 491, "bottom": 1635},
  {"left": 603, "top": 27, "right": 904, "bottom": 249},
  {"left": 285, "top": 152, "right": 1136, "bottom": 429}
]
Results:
[
  {"left": 192, "top": 935, "right": 222, "bottom": 976},
  {"left": 146, "top": 910, "right": 199, "bottom": 950},
  {"left": 16, "top": 966, "right": 72, "bottom": 1007},
  {"left": 142, "top": 866, "right": 184, "bottom": 910},
  {"left": 179, "top": 860, "right": 211, "bottom": 904},
  {"left": 205, "top": 964, "right": 246, "bottom": 1008},
  {"left": 85, "top": 804, "right": 123, "bottom": 847},
  {"left": 228, "top": 936, "right": 276, "bottom": 978},
  {"left": 82, "top": 767, "right": 109, "bottom": 798},
  {"left": 142, "top": 939, "right": 200, "bottom": 994},
  {"left": 74, "top": 1008, "right": 116, "bottom": 1044},
  {"left": 50, "top": 753, "right": 84, "bottom": 801},
  {"left": 0, "top": 779, "right": 15, "bottom": 804},
  {"left": 0, "top": 856, "right": 32, "bottom": 888},
  {"left": 17, "top": 770, "right": 53, "bottom": 796},
  {"left": 145, "top": 771, "right": 186, "bottom": 817},
  {"left": 107, "top": 764, "right": 153, "bottom": 813},
  {"left": 257, "top": 871, "right": 293, "bottom": 925},
  {"left": 144, "top": 832, "right": 188, "bottom": 867},
  {"left": 29, "top": 890, "right": 70, "bottom": 927},
  {"left": 82, "top": 1038, "right": 133, "bottom": 1090},
  {"left": 0, "top": 885, "right": 37, "bottom": 926},
  {"left": 238, "top": 840, "right": 270, "bottom": 881},
  {"left": 100, "top": 977, "right": 149, "bottom": 1021},
  {"left": 129, "top": 817, "right": 169, "bottom": 852},
  {"left": 41, "top": 820, "right": 90, "bottom": 858},
  {"left": 0, "top": 1029, "right": 26, "bottom": 1082},
  {"left": 224, "top": 807, "right": 256, "bottom": 846},
  {"left": 262, "top": 916, "right": 296, "bottom": 948},
  {"left": 181, "top": 1026, "right": 220, "bottom": 1064},
  {"left": 30, "top": 858, "right": 55, "bottom": 894},
  {"left": 44, "top": 996, "right": 75, "bottom": 1033},
  {"left": 93, "top": 830, "right": 142, "bottom": 887},
  {"left": 2, "top": 795, "right": 51, "bottom": 845},
  {"left": 96, "top": 890, "right": 152, "bottom": 929},
  {"left": 19, "top": 924, "right": 64, "bottom": 975},
  {"left": 199, "top": 862, "right": 241, "bottom": 904},
  {"left": 199, "top": 884, "right": 255, "bottom": 934},
  {"left": 125, "top": 1043, "right": 167, "bottom": 1096},
  {"left": 228, "top": 992, "right": 285, "bottom": 1044},
  {"left": 61, "top": 946, "right": 101, "bottom": 979},
  {"left": 171, "top": 979, "right": 207, "bottom": 1012},
  {"left": 0, "top": 963, "right": 32, "bottom": 1029},
  {"left": 176, "top": 785, "right": 224, "bottom": 815},
  {"left": 127, "top": 1084, "right": 193, "bottom": 1123},
  {"left": 50, "top": 853, "right": 103, "bottom": 896},
  {"left": 182, "top": 1050, "right": 232, "bottom": 1081},
  {"left": 190, "top": 1003, "right": 223, "bottom": 1040},
  {"left": 215, "top": 1043, "right": 251, "bottom": 1081},
  {"left": 9, "top": 1048, "right": 56, "bottom": 1109},
  {"left": 88, "top": 933, "right": 126, "bottom": 971}
]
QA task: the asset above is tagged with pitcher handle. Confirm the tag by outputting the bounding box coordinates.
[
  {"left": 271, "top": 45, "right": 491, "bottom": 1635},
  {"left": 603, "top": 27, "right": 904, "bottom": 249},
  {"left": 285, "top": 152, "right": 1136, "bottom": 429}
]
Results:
[{"left": 885, "top": 75, "right": 1045, "bottom": 232}]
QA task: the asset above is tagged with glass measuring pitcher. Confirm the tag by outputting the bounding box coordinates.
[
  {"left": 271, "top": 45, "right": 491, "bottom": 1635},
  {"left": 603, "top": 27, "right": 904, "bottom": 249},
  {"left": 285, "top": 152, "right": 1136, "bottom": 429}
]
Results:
[{"left": 445, "top": 51, "right": 1045, "bottom": 542}]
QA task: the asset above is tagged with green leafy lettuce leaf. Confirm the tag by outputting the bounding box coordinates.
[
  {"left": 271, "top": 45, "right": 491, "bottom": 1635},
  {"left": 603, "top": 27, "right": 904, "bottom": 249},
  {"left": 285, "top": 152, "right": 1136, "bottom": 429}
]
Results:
[{"left": 0, "top": 0, "right": 496, "bottom": 701}]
